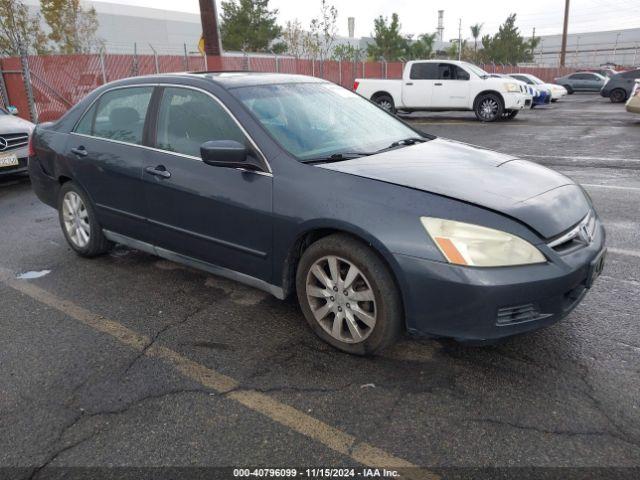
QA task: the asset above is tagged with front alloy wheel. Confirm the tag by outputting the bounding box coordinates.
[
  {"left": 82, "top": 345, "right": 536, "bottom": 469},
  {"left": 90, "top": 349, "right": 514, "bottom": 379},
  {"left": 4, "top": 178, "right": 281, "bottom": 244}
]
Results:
[
  {"left": 296, "top": 234, "right": 402, "bottom": 355},
  {"left": 305, "top": 255, "right": 377, "bottom": 344},
  {"left": 475, "top": 94, "right": 503, "bottom": 122}
]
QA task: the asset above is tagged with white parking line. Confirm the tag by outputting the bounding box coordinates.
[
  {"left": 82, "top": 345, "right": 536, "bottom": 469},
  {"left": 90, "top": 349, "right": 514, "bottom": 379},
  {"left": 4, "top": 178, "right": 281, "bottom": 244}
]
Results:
[{"left": 581, "top": 184, "right": 640, "bottom": 192}]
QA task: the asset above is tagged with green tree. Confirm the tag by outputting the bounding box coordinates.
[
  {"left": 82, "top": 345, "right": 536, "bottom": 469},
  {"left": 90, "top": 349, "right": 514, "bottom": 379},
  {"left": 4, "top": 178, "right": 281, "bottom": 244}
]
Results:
[
  {"left": 479, "top": 14, "right": 539, "bottom": 64},
  {"left": 470, "top": 23, "right": 483, "bottom": 57},
  {"left": 407, "top": 33, "right": 436, "bottom": 60},
  {"left": 332, "top": 44, "right": 364, "bottom": 62},
  {"left": 220, "top": 0, "right": 281, "bottom": 52},
  {"left": 40, "top": 0, "right": 100, "bottom": 53},
  {"left": 307, "top": 0, "right": 338, "bottom": 61},
  {"left": 0, "top": 0, "right": 48, "bottom": 55},
  {"left": 367, "top": 13, "right": 408, "bottom": 61}
]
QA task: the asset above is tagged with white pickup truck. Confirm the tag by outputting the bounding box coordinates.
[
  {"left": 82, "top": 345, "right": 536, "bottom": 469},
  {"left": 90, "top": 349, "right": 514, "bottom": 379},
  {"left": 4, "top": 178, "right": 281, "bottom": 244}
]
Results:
[{"left": 353, "top": 60, "right": 530, "bottom": 122}]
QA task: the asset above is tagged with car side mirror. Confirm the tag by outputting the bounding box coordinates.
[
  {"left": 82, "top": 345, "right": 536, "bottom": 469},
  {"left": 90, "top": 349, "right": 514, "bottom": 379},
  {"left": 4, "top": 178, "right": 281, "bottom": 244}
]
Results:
[
  {"left": 7, "top": 106, "right": 18, "bottom": 115},
  {"left": 200, "top": 140, "right": 262, "bottom": 171}
]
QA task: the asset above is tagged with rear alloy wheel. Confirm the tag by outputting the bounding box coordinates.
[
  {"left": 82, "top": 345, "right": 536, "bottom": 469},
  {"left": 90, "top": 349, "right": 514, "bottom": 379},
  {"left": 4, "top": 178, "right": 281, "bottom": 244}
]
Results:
[
  {"left": 374, "top": 94, "right": 396, "bottom": 114},
  {"left": 58, "top": 182, "right": 112, "bottom": 257},
  {"left": 474, "top": 94, "right": 503, "bottom": 122},
  {"left": 610, "top": 89, "right": 627, "bottom": 103},
  {"left": 296, "top": 234, "right": 402, "bottom": 355}
]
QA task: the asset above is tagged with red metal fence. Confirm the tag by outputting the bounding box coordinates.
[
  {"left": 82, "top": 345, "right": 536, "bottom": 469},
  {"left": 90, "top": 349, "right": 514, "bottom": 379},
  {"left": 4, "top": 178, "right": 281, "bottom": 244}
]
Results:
[{"left": 0, "top": 52, "right": 579, "bottom": 123}]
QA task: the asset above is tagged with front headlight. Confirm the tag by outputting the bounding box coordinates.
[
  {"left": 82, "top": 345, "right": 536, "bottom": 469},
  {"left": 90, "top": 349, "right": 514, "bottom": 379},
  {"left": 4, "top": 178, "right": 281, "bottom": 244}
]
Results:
[
  {"left": 420, "top": 217, "right": 546, "bottom": 267},
  {"left": 504, "top": 82, "right": 521, "bottom": 93}
]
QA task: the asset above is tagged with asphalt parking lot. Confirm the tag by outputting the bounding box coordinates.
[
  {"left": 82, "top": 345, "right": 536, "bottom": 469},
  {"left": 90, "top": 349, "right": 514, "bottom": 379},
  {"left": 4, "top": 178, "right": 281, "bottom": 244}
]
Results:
[{"left": 1, "top": 93, "right": 639, "bottom": 478}]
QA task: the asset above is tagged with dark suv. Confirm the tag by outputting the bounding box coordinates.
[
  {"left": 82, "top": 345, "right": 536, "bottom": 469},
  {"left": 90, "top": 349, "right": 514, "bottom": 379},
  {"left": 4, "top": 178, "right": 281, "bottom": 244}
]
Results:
[{"left": 600, "top": 69, "right": 640, "bottom": 103}]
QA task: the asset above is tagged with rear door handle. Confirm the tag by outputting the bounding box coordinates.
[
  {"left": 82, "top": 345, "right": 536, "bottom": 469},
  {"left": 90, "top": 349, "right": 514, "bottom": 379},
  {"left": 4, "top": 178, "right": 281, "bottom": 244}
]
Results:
[
  {"left": 405, "top": 82, "right": 414, "bottom": 86},
  {"left": 434, "top": 83, "right": 443, "bottom": 86},
  {"left": 71, "top": 146, "right": 88, "bottom": 157},
  {"left": 145, "top": 165, "right": 171, "bottom": 179}
]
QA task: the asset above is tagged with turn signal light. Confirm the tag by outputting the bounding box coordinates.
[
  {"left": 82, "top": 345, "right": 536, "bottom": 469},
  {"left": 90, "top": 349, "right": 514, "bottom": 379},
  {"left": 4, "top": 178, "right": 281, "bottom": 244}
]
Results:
[{"left": 353, "top": 80, "right": 359, "bottom": 91}]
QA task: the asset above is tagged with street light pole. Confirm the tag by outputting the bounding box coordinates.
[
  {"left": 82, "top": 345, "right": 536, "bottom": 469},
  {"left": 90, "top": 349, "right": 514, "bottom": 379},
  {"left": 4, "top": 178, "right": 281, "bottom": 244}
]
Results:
[
  {"left": 458, "top": 18, "right": 462, "bottom": 61},
  {"left": 613, "top": 33, "right": 622, "bottom": 64},
  {"left": 560, "top": 0, "right": 570, "bottom": 66}
]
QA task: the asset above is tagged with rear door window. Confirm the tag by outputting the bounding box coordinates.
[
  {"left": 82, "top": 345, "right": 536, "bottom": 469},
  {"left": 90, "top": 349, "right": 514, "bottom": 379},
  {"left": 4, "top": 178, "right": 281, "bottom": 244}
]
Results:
[
  {"left": 409, "top": 63, "right": 438, "bottom": 80},
  {"left": 76, "top": 87, "right": 153, "bottom": 145}
]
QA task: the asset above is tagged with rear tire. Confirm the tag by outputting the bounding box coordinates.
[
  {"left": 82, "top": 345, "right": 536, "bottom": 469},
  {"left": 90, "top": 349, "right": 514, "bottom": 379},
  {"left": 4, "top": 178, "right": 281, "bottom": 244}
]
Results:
[
  {"left": 474, "top": 93, "right": 504, "bottom": 122},
  {"left": 295, "top": 234, "right": 402, "bottom": 355},
  {"left": 373, "top": 93, "right": 396, "bottom": 114},
  {"left": 610, "top": 88, "right": 627, "bottom": 103},
  {"left": 58, "top": 182, "right": 112, "bottom": 257}
]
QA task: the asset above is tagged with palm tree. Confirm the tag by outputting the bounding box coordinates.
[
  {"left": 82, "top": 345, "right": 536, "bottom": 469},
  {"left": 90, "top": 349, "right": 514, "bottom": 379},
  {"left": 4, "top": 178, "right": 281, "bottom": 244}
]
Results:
[{"left": 470, "top": 23, "right": 483, "bottom": 58}]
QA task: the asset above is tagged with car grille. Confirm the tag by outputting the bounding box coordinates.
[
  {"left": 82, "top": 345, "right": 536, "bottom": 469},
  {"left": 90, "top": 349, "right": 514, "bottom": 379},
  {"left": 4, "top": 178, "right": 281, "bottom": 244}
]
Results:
[
  {"left": 0, "top": 132, "right": 29, "bottom": 152},
  {"left": 496, "top": 303, "right": 552, "bottom": 326},
  {"left": 547, "top": 211, "right": 597, "bottom": 254}
]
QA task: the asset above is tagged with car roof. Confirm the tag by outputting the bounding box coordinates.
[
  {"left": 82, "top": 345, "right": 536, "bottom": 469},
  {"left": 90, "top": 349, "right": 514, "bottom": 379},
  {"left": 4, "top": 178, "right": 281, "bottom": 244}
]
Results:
[{"left": 110, "top": 71, "right": 328, "bottom": 90}]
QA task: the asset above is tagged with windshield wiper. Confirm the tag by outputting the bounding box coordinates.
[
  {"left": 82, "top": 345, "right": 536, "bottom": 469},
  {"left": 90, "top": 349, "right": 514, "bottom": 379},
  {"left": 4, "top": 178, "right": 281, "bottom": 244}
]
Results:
[
  {"left": 388, "top": 137, "right": 426, "bottom": 148},
  {"left": 304, "top": 152, "right": 374, "bottom": 164}
]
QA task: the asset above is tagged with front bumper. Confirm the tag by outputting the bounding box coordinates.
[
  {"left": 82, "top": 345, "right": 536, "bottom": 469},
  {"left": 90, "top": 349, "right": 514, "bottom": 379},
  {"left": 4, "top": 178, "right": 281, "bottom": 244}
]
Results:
[
  {"left": 503, "top": 92, "right": 527, "bottom": 110},
  {"left": 0, "top": 156, "right": 28, "bottom": 176},
  {"left": 395, "top": 218, "right": 606, "bottom": 341}
]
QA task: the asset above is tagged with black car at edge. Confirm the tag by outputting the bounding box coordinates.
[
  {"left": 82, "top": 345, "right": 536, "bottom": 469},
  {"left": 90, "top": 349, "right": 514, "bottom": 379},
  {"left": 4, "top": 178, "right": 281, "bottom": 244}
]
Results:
[{"left": 28, "top": 72, "right": 606, "bottom": 355}]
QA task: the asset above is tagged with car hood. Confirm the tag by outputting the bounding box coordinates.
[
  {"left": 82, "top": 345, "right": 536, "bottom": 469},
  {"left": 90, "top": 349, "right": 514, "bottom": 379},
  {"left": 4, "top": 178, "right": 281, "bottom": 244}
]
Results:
[
  {"left": 318, "top": 138, "right": 590, "bottom": 239},
  {"left": 0, "top": 115, "right": 35, "bottom": 132}
]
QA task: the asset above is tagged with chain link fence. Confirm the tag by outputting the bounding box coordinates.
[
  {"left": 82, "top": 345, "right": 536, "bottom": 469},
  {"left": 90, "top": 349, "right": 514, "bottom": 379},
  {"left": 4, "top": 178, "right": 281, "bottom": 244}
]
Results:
[{"left": 0, "top": 49, "right": 626, "bottom": 123}]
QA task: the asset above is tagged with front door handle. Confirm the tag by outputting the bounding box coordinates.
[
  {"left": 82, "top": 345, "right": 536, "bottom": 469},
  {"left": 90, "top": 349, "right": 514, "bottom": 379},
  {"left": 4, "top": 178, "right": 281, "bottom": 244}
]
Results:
[
  {"left": 434, "top": 83, "right": 443, "bottom": 86},
  {"left": 71, "top": 146, "right": 88, "bottom": 157},
  {"left": 145, "top": 165, "right": 171, "bottom": 179}
]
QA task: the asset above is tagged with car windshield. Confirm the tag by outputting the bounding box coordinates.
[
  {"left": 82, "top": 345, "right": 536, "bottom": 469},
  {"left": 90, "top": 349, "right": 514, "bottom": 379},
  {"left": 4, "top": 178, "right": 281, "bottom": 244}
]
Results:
[
  {"left": 230, "top": 82, "right": 424, "bottom": 161},
  {"left": 526, "top": 75, "right": 545, "bottom": 85},
  {"left": 463, "top": 63, "right": 489, "bottom": 78}
]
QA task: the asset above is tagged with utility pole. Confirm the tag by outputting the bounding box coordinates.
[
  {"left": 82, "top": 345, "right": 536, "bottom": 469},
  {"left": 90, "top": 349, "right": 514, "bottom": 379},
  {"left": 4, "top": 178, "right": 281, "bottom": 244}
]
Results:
[
  {"left": 531, "top": 27, "right": 536, "bottom": 58},
  {"left": 199, "top": 0, "right": 222, "bottom": 56},
  {"left": 560, "top": 0, "right": 570, "bottom": 66},
  {"left": 458, "top": 18, "right": 462, "bottom": 61}
]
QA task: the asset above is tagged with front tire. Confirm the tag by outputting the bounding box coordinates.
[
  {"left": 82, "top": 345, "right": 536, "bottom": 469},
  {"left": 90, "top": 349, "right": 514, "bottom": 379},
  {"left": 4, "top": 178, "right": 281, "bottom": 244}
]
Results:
[
  {"left": 562, "top": 85, "right": 574, "bottom": 94},
  {"left": 610, "top": 88, "right": 627, "bottom": 103},
  {"left": 295, "top": 234, "right": 402, "bottom": 355},
  {"left": 373, "top": 93, "right": 396, "bottom": 114},
  {"left": 58, "top": 182, "right": 112, "bottom": 257},
  {"left": 474, "top": 93, "right": 504, "bottom": 122}
]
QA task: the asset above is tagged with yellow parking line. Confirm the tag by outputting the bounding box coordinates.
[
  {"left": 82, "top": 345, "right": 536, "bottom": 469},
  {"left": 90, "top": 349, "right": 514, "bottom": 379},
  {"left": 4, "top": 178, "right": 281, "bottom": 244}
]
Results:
[{"left": 0, "top": 268, "right": 437, "bottom": 479}]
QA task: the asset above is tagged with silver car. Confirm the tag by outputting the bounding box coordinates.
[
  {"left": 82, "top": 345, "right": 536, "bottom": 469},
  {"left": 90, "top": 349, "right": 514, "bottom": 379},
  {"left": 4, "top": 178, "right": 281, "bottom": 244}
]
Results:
[
  {"left": 0, "top": 106, "right": 35, "bottom": 176},
  {"left": 554, "top": 72, "right": 607, "bottom": 94}
]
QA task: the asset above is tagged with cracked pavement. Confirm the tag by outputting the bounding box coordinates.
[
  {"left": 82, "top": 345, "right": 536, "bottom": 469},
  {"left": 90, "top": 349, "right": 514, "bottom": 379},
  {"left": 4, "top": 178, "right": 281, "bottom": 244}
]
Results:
[{"left": 0, "top": 94, "right": 639, "bottom": 474}]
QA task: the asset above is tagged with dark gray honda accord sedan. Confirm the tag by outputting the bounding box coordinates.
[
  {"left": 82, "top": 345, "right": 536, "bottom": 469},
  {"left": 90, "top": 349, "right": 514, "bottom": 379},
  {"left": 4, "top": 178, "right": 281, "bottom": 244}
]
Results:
[{"left": 28, "top": 72, "right": 606, "bottom": 355}]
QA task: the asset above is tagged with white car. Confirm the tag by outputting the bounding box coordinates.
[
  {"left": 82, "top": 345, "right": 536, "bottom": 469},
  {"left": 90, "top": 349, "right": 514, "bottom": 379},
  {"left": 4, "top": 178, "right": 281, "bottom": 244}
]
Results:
[
  {"left": 626, "top": 80, "right": 640, "bottom": 114},
  {"left": 509, "top": 73, "right": 567, "bottom": 102},
  {"left": 0, "top": 106, "right": 35, "bottom": 177},
  {"left": 353, "top": 60, "right": 530, "bottom": 122}
]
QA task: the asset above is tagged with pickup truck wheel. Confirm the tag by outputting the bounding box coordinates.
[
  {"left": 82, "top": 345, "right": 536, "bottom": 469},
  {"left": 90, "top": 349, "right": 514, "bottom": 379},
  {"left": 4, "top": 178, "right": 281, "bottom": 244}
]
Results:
[
  {"left": 474, "top": 94, "right": 503, "bottom": 122},
  {"left": 373, "top": 94, "right": 396, "bottom": 114}
]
